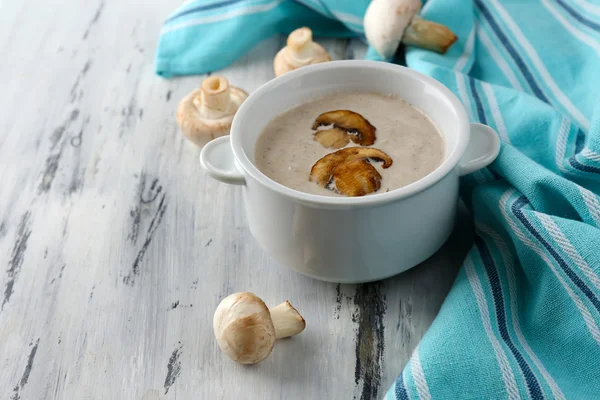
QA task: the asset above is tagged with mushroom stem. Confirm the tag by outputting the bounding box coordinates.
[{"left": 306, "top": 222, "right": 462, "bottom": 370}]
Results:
[
  {"left": 287, "top": 27, "right": 313, "bottom": 61},
  {"left": 402, "top": 16, "right": 457, "bottom": 53},
  {"left": 194, "top": 76, "right": 232, "bottom": 119},
  {"left": 269, "top": 301, "right": 306, "bottom": 339}
]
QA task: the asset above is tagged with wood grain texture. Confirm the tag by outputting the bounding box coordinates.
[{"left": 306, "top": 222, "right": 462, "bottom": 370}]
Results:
[{"left": 0, "top": 1, "right": 473, "bottom": 399}]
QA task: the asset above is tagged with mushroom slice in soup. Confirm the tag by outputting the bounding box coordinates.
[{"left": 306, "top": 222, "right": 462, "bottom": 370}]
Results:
[
  {"left": 312, "top": 110, "right": 377, "bottom": 146},
  {"left": 313, "top": 127, "right": 351, "bottom": 149},
  {"left": 309, "top": 147, "right": 393, "bottom": 196}
]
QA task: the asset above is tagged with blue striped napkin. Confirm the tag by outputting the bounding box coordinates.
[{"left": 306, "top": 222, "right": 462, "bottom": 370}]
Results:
[{"left": 156, "top": 0, "right": 600, "bottom": 398}]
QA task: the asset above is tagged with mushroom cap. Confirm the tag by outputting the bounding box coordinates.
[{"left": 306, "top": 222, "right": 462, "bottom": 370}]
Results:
[
  {"left": 273, "top": 27, "right": 332, "bottom": 77},
  {"left": 176, "top": 76, "right": 248, "bottom": 148},
  {"left": 364, "top": 0, "right": 422, "bottom": 59},
  {"left": 213, "top": 292, "right": 276, "bottom": 364}
]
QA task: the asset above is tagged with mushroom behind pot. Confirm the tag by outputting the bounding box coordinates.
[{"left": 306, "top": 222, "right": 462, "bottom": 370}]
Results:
[
  {"left": 364, "top": 0, "right": 457, "bottom": 59},
  {"left": 273, "top": 27, "right": 332, "bottom": 77},
  {"left": 176, "top": 76, "right": 248, "bottom": 148}
]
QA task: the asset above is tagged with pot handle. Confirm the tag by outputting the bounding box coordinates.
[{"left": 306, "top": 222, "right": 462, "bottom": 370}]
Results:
[
  {"left": 199, "top": 136, "right": 245, "bottom": 185},
  {"left": 458, "top": 123, "right": 500, "bottom": 176}
]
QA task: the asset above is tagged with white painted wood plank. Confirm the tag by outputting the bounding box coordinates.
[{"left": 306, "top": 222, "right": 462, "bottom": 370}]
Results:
[{"left": 0, "top": 2, "right": 473, "bottom": 399}]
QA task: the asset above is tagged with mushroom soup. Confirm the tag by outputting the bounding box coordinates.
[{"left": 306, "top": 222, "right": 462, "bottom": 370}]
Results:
[{"left": 255, "top": 92, "right": 445, "bottom": 197}]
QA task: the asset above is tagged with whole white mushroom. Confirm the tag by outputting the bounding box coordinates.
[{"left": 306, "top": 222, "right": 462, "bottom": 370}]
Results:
[
  {"left": 213, "top": 292, "right": 306, "bottom": 364},
  {"left": 364, "top": 0, "right": 457, "bottom": 59}
]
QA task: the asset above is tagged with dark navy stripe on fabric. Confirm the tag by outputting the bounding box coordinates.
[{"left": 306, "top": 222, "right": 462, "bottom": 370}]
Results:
[
  {"left": 469, "top": 77, "right": 488, "bottom": 124},
  {"left": 575, "top": 129, "right": 586, "bottom": 153},
  {"left": 512, "top": 196, "right": 600, "bottom": 312},
  {"left": 166, "top": 0, "right": 245, "bottom": 23},
  {"left": 475, "top": 237, "right": 544, "bottom": 400},
  {"left": 556, "top": 0, "right": 600, "bottom": 31},
  {"left": 567, "top": 130, "right": 600, "bottom": 173},
  {"left": 489, "top": 169, "right": 502, "bottom": 180},
  {"left": 394, "top": 375, "right": 409, "bottom": 400},
  {"left": 569, "top": 157, "right": 600, "bottom": 173},
  {"left": 475, "top": 0, "right": 550, "bottom": 103}
]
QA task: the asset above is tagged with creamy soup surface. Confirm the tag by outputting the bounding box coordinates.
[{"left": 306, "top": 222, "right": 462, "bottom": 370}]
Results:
[{"left": 254, "top": 92, "right": 445, "bottom": 197}]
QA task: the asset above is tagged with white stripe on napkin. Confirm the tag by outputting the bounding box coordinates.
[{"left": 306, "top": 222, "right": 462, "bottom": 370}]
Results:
[
  {"left": 488, "top": 0, "right": 590, "bottom": 130},
  {"left": 542, "top": 0, "right": 600, "bottom": 57},
  {"left": 454, "top": 28, "right": 475, "bottom": 72},
  {"left": 465, "top": 255, "right": 521, "bottom": 400},
  {"left": 537, "top": 213, "right": 600, "bottom": 291},
  {"left": 410, "top": 348, "right": 431, "bottom": 400},
  {"left": 555, "top": 117, "right": 571, "bottom": 173},
  {"left": 579, "top": 187, "right": 600, "bottom": 227},
  {"left": 481, "top": 82, "right": 510, "bottom": 143},
  {"left": 478, "top": 26, "right": 524, "bottom": 91},
  {"left": 571, "top": 0, "right": 600, "bottom": 16},
  {"left": 161, "top": 0, "right": 284, "bottom": 34}
]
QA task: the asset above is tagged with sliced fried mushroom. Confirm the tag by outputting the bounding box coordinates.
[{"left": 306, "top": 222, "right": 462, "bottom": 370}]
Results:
[
  {"left": 364, "top": 0, "right": 457, "bottom": 59},
  {"left": 333, "top": 159, "right": 383, "bottom": 197},
  {"left": 309, "top": 147, "right": 393, "bottom": 196},
  {"left": 310, "top": 147, "right": 393, "bottom": 186},
  {"left": 312, "top": 110, "right": 377, "bottom": 146},
  {"left": 176, "top": 76, "right": 248, "bottom": 147},
  {"left": 313, "top": 127, "right": 351, "bottom": 149},
  {"left": 274, "top": 27, "right": 332, "bottom": 77}
]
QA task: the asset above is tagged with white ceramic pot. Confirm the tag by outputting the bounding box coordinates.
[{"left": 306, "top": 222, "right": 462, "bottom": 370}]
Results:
[{"left": 200, "top": 60, "right": 499, "bottom": 283}]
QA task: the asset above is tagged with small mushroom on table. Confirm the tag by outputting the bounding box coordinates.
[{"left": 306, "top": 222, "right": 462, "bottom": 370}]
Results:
[
  {"left": 213, "top": 292, "right": 306, "bottom": 364},
  {"left": 273, "top": 27, "right": 332, "bottom": 77},
  {"left": 176, "top": 76, "right": 248, "bottom": 147},
  {"left": 364, "top": 0, "right": 457, "bottom": 59}
]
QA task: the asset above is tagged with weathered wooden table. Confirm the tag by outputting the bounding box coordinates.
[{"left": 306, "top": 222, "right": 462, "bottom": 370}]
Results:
[{"left": 0, "top": 1, "right": 473, "bottom": 399}]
